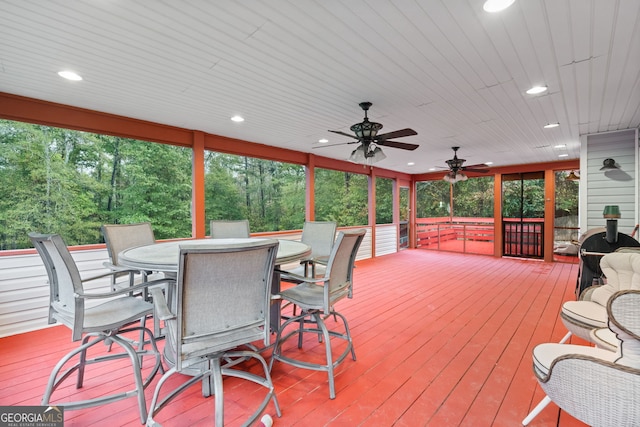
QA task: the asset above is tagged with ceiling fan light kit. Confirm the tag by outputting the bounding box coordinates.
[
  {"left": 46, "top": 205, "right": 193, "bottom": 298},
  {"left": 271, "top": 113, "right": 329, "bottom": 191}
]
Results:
[
  {"left": 441, "top": 146, "right": 490, "bottom": 182},
  {"left": 443, "top": 172, "right": 468, "bottom": 183},
  {"left": 321, "top": 102, "right": 419, "bottom": 165},
  {"left": 349, "top": 144, "right": 387, "bottom": 165}
]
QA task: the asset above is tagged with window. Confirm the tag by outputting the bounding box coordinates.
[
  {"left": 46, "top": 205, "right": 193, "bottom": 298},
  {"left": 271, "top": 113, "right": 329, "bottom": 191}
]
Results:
[
  {"left": 416, "top": 180, "right": 450, "bottom": 218},
  {"left": 0, "top": 119, "right": 192, "bottom": 249},
  {"left": 204, "top": 152, "right": 305, "bottom": 233},
  {"left": 375, "top": 177, "right": 394, "bottom": 224},
  {"left": 314, "top": 168, "right": 368, "bottom": 226}
]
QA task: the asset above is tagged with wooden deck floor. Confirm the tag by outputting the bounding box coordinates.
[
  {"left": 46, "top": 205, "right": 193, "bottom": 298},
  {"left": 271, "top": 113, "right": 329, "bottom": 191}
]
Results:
[{"left": 0, "top": 249, "right": 588, "bottom": 426}]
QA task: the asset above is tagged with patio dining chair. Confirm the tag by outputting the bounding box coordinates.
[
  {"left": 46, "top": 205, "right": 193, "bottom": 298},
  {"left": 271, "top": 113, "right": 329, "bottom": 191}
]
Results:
[
  {"left": 146, "top": 239, "right": 281, "bottom": 427},
  {"left": 270, "top": 229, "right": 366, "bottom": 399},
  {"left": 102, "top": 222, "right": 166, "bottom": 335},
  {"left": 102, "top": 222, "right": 164, "bottom": 292},
  {"left": 285, "top": 221, "right": 337, "bottom": 279},
  {"left": 29, "top": 232, "right": 163, "bottom": 424},
  {"left": 209, "top": 219, "right": 251, "bottom": 238},
  {"left": 280, "top": 221, "right": 337, "bottom": 317}
]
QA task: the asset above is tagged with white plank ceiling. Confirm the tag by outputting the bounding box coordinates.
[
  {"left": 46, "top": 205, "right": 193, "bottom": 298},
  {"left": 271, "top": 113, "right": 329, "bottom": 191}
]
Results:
[{"left": 1, "top": 0, "right": 639, "bottom": 174}]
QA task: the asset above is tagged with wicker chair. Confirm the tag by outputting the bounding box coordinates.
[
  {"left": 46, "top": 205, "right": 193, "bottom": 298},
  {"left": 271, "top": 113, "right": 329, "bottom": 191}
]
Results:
[
  {"left": 523, "top": 251, "right": 640, "bottom": 425},
  {"left": 29, "top": 232, "right": 163, "bottom": 424},
  {"left": 529, "top": 290, "right": 640, "bottom": 426},
  {"left": 270, "top": 229, "right": 366, "bottom": 399},
  {"left": 146, "top": 239, "right": 281, "bottom": 427},
  {"left": 561, "top": 252, "right": 640, "bottom": 342}
]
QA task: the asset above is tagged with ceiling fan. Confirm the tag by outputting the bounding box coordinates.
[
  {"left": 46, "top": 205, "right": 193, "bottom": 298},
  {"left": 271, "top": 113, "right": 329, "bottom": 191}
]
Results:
[
  {"left": 316, "top": 102, "right": 419, "bottom": 164},
  {"left": 443, "top": 146, "right": 489, "bottom": 183}
]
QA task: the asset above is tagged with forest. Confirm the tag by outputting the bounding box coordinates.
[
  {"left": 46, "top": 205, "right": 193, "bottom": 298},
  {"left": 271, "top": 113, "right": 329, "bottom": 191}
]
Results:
[
  {"left": 0, "top": 120, "right": 371, "bottom": 249},
  {"left": 0, "top": 119, "right": 578, "bottom": 250}
]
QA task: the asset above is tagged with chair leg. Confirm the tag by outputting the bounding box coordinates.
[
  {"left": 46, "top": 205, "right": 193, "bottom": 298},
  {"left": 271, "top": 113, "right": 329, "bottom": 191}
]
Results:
[
  {"left": 271, "top": 308, "right": 354, "bottom": 400},
  {"left": 314, "top": 312, "right": 336, "bottom": 399},
  {"left": 212, "top": 358, "right": 225, "bottom": 427},
  {"left": 522, "top": 395, "right": 552, "bottom": 426},
  {"left": 76, "top": 334, "right": 92, "bottom": 388},
  {"left": 222, "top": 350, "right": 281, "bottom": 422},
  {"left": 110, "top": 334, "right": 147, "bottom": 423},
  {"left": 149, "top": 352, "right": 279, "bottom": 427},
  {"left": 333, "top": 310, "right": 356, "bottom": 361},
  {"left": 558, "top": 331, "right": 572, "bottom": 344},
  {"left": 43, "top": 331, "right": 159, "bottom": 425},
  {"left": 147, "top": 367, "right": 207, "bottom": 425}
]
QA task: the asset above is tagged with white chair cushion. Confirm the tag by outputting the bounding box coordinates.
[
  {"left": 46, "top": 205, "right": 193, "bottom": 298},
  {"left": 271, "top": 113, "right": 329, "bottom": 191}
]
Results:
[
  {"left": 533, "top": 343, "right": 617, "bottom": 377},
  {"left": 594, "top": 252, "right": 640, "bottom": 306},
  {"left": 590, "top": 327, "right": 620, "bottom": 352},
  {"left": 610, "top": 321, "right": 640, "bottom": 369},
  {"left": 591, "top": 284, "right": 618, "bottom": 307},
  {"left": 561, "top": 300, "right": 608, "bottom": 328}
]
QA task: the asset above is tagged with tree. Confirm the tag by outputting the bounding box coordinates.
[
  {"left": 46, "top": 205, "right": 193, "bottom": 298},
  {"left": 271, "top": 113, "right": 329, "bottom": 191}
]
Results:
[
  {"left": 315, "top": 168, "right": 368, "bottom": 226},
  {"left": 376, "top": 177, "right": 393, "bottom": 224}
]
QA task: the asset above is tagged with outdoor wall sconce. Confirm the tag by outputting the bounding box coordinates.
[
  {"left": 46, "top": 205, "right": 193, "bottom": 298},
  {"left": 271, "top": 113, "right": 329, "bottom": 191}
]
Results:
[
  {"left": 600, "top": 158, "right": 619, "bottom": 170},
  {"left": 603, "top": 205, "right": 621, "bottom": 243}
]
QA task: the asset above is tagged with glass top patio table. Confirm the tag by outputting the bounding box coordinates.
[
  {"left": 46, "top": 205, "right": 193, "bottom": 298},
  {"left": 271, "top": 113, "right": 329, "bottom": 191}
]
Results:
[
  {"left": 117, "top": 237, "right": 311, "bottom": 273},
  {"left": 117, "top": 237, "right": 311, "bottom": 338}
]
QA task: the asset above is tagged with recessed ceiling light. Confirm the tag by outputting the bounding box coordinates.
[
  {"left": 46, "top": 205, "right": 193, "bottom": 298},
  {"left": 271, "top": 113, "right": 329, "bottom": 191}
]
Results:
[
  {"left": 318, "top": 138, "right": 329, "bottom": 143},
  {"left": 428, "top": 167, "right": 436, "bottom": 171},
  {"left": 484, "top": 162, "right": 494, "bottom": 166},
  {"left": 544, "top": 123, "right": 560, "bottom": 129},
  {"left": 526, "top": 85, "right": 548, "bottom": 95},
  {"left": 57, "top": 70, "right": 82, "bottom": 81},
  {"left": 230, "top": 115, "right": 244, "bottom": 122},
  {"left": 407, "top": 162, "right": 415, "bottom": 166},
  {"left": 483, "top": 0, "right": 515, "bottom": 13},
  {"left": 558, "top": 153, "right": 569, "bottom": 158},
  {"left": 554, "top": 144, "right": 566, "bottom": 149}
]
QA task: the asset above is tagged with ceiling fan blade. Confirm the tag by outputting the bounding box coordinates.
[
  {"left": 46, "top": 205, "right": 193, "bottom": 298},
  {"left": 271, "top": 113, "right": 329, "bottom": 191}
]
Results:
[
  {"left": 328, "top": 130, "right": 358, "bottom": 139},
  {"left": 377, "top": 140, "right": 419, "bottom": 151},
  {"left": 375, "top": 128, "right": 417, "bottom": 141},
  {"left": 312, "top": 141, "right": 358, "bottom": 149},
  {"left": 464, "top": 168, "right": 489, "bottom": 173}
]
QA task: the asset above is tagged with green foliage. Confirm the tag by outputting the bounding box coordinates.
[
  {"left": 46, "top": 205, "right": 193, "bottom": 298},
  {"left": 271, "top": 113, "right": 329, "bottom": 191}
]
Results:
[
  {"left": 555, "top": 171, "right": 579, "bottom": 217},
  {"left": 452, "top": 176, "right": 494, "bottom": 217},
  {"left": 0, "top": 120, "right": 192, "bottom": 248},
  {"left": 416, "top": 176, "right": 494, "bottom": 219},
  {"left": 1, "top": 122, "right": 104, "bottom": 248},
  {"left": 204, "top": 152, "right": 305, "bottom": 233},
  {"left": 502, "top": 174, "right": 545, "bottom": 218},
  {"left": 375, "top": 177, "right": 393, "bottom": 224},
  {"left": 314, "top": 168, "right": 368, "bottom": 226},
  {"left": 416, "top": 180, "right": 450, "bottom": 218}
]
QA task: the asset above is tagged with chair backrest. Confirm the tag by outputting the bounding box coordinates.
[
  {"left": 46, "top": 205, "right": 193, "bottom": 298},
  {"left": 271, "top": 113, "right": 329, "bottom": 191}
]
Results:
[
  {"left": 102, "top": 222, "right": 156, "bottom": 266},
  {"left": 301, "top": 221, "right": 337, "bottom": 259},
  {"left": 320, "top": 229, "right": 366, "bottom": 312},
  {"left": 171, "top": 239, "right": 278, "bottom": 370},
  {"left": 592, "top": 252, "right": 640, "bottom": 306},
  {"left": 29, "top": 232, "right": 85, "bottom": 335},
  {"left": 607, "top": 290, "right": 640, "bottom": 369},
  {"left": 209, "top": 219, "right": 251, "bottom": 238}
]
